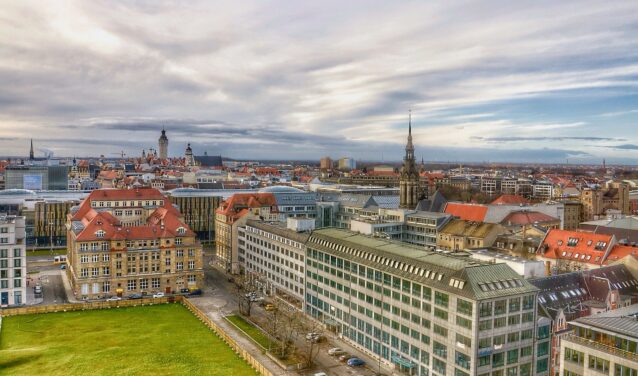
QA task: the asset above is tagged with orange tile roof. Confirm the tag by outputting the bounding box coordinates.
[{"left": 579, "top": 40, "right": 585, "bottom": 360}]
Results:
[
  {"left": 603, "top": 245, "right": 638, "bottom": 265},
  {"left": 540, "top": 229, "right": 614, "bottom": 265},
  {"left": 444, "top": 203, "right": 488, "bottom": 222},
  {"left": 491, "top": 194, "right": 530, "bottom": 205}
]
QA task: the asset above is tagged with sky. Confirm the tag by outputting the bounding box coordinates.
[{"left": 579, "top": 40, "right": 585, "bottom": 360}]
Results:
[{"left": 1, "top": 0, "right": 638, "bottom": 163}]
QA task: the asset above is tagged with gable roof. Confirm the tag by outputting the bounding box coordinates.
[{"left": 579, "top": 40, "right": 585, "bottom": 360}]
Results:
[
  {"left": 491, "top": 194, "right": 530, "bottom": 206},
  {"left": 539, "top": 229, "right": 615, "bottom": 265},
  {"left": 444, "top": 202, "right": 488, "bottom": 222},
  {"left": 501, "top": 211, "right": 559, "bottom": 226}
]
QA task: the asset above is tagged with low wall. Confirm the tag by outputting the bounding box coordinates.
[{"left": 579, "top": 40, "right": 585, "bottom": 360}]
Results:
[{"left": 1, "top": 296, "right": 273, "bottom": 376}]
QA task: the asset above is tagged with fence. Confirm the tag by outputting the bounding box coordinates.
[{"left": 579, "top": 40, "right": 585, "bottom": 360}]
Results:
[
  {"left": 181, "top": 298, "right": 274, "bottom": 376},
  {"left": 0, "top": 296, "right": 183, "bottom": 316}
]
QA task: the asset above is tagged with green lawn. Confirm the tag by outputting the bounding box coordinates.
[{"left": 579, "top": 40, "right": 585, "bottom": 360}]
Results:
[
  {"left": 0, "top": 304, "right": 258, "bottom": 376},
  {"left": 26, "top": 249, "right": 67, "bottom": 257},
  {"left": 225, "top": 315, "right": 272, "bottom": 350}
]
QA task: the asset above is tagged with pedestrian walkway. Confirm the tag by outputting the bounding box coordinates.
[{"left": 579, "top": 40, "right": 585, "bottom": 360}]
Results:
[
  {"left": 188, "top": 296, "right": 294, "bottom": 375},
  {"left": 59, "top": 270, "right": 81, "bottom": 303}
]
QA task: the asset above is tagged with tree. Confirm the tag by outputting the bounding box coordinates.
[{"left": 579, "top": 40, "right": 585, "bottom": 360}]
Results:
[
  {"left": 296, "top": 312, "right": 324, "bottom": 368},
  {"left": 264, "top": 299, "right": 300, "bottom": 359},
  {"left": 231, "top": 273, "right": 261, "bottom": 316}
]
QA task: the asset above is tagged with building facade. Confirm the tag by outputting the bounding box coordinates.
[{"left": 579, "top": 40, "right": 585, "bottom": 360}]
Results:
[
  {"left": 400, "top": 113, "right": 422, "bottom": 210},
  {"left": 239, "top": 219, "right": 310, "bottom": 309},
  {"left": 167, "top": 192, "right": 221, "bottom": 242},
  {"left": 0, "top": 214, "right": 26, "bottom": 306},
  {"left": 159, "top": 128, "right": 168, "bottom": 159},
  {"left": 306, "top": 228, "right": 539, "bottom": 376},
  {"left": 560, "top": 304, "right": 638, "bottom": 376},
  {"left": 66, "top": 188, "right": 204, "bottom": 299}
]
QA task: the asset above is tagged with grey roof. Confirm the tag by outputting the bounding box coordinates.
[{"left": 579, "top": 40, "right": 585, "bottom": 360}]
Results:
[
  {"left": 372, "top": 195, "right": 400, "bottom": 209},
  {"left": 572, "top": 303, "right": 638, "bottom": 338},
  {"left": 416, "top": 190, "right": 448, "bottom": 212},
  {"left": 308, "top": 228, "right": 537, "bottom": 300},
  {"left": 194, "top": 155, "right": 223, "bottom": 167},
  {"left": 246, "top": 219, "right": 311, "bottom": 243},
  {"left": 272, "top": 191, "right": 318, "bottom": 206}
]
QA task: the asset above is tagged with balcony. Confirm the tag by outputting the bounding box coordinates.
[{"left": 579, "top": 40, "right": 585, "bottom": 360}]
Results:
[{"left": 565, "top": 335, "right": 638, "bottom": 362}]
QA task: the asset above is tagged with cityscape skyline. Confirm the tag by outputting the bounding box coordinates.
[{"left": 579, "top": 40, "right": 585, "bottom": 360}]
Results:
[{"left": 1, "top": 1, "right": 638, "bottom": 162}]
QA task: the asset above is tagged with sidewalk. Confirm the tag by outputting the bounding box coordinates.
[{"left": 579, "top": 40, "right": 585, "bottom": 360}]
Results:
[
  {"left": 59, "top": 270, "right": 81, "bottom": 303},
  {"left": 188, "top": 296, "right": 294, "bottom": 375}
]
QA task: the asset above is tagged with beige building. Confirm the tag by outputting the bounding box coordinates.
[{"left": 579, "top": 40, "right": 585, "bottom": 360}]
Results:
[
  {"left": 437, "top": 219, "right": 504, "bottom": 251},
  {"left": 66, "top": 188, "right": 204, "bottom": 299},
  {"left": 560, "top": 304, "right": 638, "bottom": 376},
  {"left": 581, "top": 182, "right": 630, "bottom": 222}
]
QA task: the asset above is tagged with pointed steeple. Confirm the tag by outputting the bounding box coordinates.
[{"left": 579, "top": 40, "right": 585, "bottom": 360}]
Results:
[{"left": 29, "top": 139, "right": 34, "bottom": 160}]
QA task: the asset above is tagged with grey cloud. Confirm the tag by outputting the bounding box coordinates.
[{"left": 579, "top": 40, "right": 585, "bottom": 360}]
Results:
[
  {"left": 472, "top": 136, "right": 626, "bottom": 142},
  {"left": 608, "top": 144, "right": 638, "bottom": 150}
]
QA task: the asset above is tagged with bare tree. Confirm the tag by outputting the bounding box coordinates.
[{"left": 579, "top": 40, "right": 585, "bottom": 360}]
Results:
[
  {"left": 231, "top": 273, "right": 261, "bottom": 316},
  {"left": 265, "top": 299, "right": 300, "bottom": 359},
  {"left": 296, "top": 312, "right": 324, "bottom": 367}
]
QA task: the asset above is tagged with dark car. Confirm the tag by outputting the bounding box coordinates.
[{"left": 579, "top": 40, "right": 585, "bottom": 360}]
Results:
[
  {"left": 179, "top": 288, "right": 191, "bottom": 294},
  {"left": 347, "top": 358, "right": 365, "bottom": 367},
  {"left": 189, "top": 289, "right": 202, "bottom": 296},
  {"left": 128, "top": 294, "right": 143, "bottom": 299}
]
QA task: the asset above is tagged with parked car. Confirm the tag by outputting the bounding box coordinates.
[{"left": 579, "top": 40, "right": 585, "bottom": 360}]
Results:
[
  {"left": 264, "top": 303, "right": 276, "bottom": 311},
  {"left": 34, "top": 285, "right": 42, "bottom": 294},
  {"left": 188, "top": 288, "right": 202, "bottom": 296},
  {"left": 179, "top": 288, "right": 191, "bottom": 294},
  {"left": 59, "top": 264, "right": 66, "bottom": 270},
  {"left": 328, "top": 347, "right": 345, "bottom": 356},
  {"left": 339, "top": 354, "right": 353, "bottom": 362},
  {"left": 106, "top": 297, "right": 121, "bottom": 301},
  {"left": 347, "top": 357, "right": 365, "bottom": 367},
  {"left": 306, "top": 332, "right": 323, "bottom": 343},
  {"left": 313, "top": 373, "right": 327, "bottom": 376},
  {"left": 152, "top": 292, "right": 165, "bottom": 298},
  {"left": 128, "top": 294, "right": 143, "bottom": 299}
]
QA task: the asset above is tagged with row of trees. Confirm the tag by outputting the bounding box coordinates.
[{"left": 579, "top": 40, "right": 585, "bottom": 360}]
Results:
[{"left": 231, "top": 274, "right": 323, "bottom": 367}]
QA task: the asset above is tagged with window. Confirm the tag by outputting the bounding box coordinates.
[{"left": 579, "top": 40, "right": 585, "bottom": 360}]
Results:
[
  {"left": 13, "top": 248, "right": 21, "bottom": 257},
  {"left": 480, "top": 302, "right": 493, "bottom": 317},
  {"left": 103, "top": 254, "right": 110, "bottom": 262},
  {"left": 434, "top": 324, "right": 448, "bottom": 337},
  {"left": 507, "top": 349, "right": 518, "bottom": 364},
  {"left": 479, "top": 355, "right": 491, "bottom": 367},
  {"left": 188, "top": 261, "right": 195, "bottom": 269},
  {"left": 435, "top": 308, "right": 449, "bottom": 321},
  {"left": 479, "top": 320, "right": 492, "bottom": 331},
  {"left": 435, "top": 291, "right": 449, "bottom": 307},
  {"left": 520, "top": 346, "right": 532, "bottom": 358},
  {"left": 152, "top": 278, "right": 160, "bottom": 288},
  {"left": 589, "top": 355, "right": 610, "bottom": 374},
  {"left": 127, "top": 280, "right": 137, "bottom": 291},
  {"left": 536, "top": 359, "right": 548, "bottom": 374},
  {"left": 509, "top": 298, "right": 520, "bottom": 312},
  {"left": 508, "top": 315, "right": 520, "bottom": 326},
  {"left": 102, "top": 281, "right": 110, "bottom": 292},
  {"left": 493, "top": 352, "right": 504, "bottom": 367},
  {"left": 434, "top": 341, "right": 447, "bottom": 358},
  {"left": 433, "top": 358, "right": 446, "bottom": 375},
  {"left": 457, "top": 299, "right": 473, "bottom": 316},
  {"left": 176, "top": 262, "right": 183, "bottom": 271},
  {"left": 140, "top": 279, "right": 148, "bottom": 289},
  {"left": 455, "top": 351, "right": 471, "bottom": 370},
  {"left": 615, "top": 365, "right": 638, "bottom": 376},
  {"left": 537, "top": 342, "right": 549, "bottom": 357},
  {"left": 495, "top": 300, "right": 507, "bottom": 315},
  {"left": 494, "top": 317, "right": 506, "bottom": 328},
  {"left": 80, "top": 268, "right": 89, "bottom": 277},
  {"left": 456, "top": 316, "right": 472, "bottom": 329},
  {"left": 102, "top": 266, "right": 110, "bottom": 276}
]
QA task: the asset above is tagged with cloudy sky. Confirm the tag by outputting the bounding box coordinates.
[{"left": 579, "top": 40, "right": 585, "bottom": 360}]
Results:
[{"left": 1, "top": 0, "right": 638, "bottom": 163}]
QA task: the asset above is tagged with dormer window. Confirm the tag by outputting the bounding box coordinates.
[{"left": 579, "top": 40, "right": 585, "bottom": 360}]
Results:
[
  {"left": 96, "top": 230, "right": 105, "bottom": 238},
  {"left": 177, "top": 227, "right": 186, "bottom": 235}
]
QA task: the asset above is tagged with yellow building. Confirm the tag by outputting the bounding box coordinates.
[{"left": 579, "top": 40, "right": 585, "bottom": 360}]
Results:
[
  {"left": 436, "top": 219, "right": 504, "bottom": 251},
  {"left": 66, "top": 188, "right": 204, "bottom": 299}
]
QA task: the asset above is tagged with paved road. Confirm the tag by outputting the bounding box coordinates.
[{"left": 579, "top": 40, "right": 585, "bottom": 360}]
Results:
[
  {"left": 197, "top": 258, "right": 394, "bottom": 376},
  {"left": 26, "top": 259, "right": 69, "bottom": 305}
]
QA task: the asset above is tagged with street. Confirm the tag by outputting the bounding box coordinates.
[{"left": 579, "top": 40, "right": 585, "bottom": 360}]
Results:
[
  {"left": 196, "top": 252, "right": 392, "bottom": 376},
  {"left": 26, "top": 255, "right": 69, "bottom": 305}
]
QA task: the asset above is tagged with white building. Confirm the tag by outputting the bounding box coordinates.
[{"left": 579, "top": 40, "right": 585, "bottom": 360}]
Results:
[
  {"left": 0, "top": 214, "right": 26, "bottom": 306},
  {"left": 469, "top": 249, "right": 546, "bottom": 279},
  {"left": 239, "top": 219, "right": 310, "bottom": 309}
]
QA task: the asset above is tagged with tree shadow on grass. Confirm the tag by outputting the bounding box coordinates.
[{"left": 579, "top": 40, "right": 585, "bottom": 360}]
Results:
[{"left": 0, "top": 353, "right": 42, "bottom": 369}]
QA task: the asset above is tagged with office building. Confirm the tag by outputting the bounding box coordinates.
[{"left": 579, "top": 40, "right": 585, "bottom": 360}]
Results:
[
  {"left": 0, "top": 214, "right": 26, "bottom": 306},
  {"left": 66, "top": 188, "right": 204, "bottom": 299},
  {"left": 240, "top": 219, "right": 311, "bottom": 309},
  {"left": 560, "top": 304, "right": 638, "bottom": 376},
  {"left": 306, "top": 228, "right": 539, "bottom": 376},
  {"left": 5, "top": 165, "right": 69, "bottom": 191}
]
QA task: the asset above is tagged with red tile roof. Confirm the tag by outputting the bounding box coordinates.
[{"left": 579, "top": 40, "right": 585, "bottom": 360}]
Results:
[
  {"left": 502, "top": 211, "right": 559, "bottom": 226},
  {"left": 70, "top": 188, "right": 192, "bottom": 242},
  {"left": 540, "top": 229, "right": 615, "bottom": 265},
  {"left": 216, "top": 193, "right": 277, "bottom": 222},
  {"left": 491, "top": 194, "right": 530, "bottom": 205},
  {"left": 444, "top": 203, "right": 488, "bottom": 222}
]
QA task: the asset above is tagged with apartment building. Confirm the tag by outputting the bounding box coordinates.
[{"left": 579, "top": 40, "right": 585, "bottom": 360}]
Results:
[
  {"left": 437, "top": 220, "right": 504, "bottom": 251},
  {"left": 239, "top": 219, "right": 310, "bottom": 309},
  {"left": 560, "top": 304, "right": 638, "bottom": 376},
  {"left": 66, "top": 188, "right": 204, "bottom": 299},
  {"left": 0, "top": 214, "right": 26, "bottom": 306},
  {"left": 305, "top": 228, "right": 539, "bottom": 376}
]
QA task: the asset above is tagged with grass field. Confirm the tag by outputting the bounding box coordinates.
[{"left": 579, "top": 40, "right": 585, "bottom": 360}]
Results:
[
  {"left": 225, "top": 315, "right": 272, "bottom": 350},
  {"left": 26, "top": 249, "right": 67, "bottom": 257},
  {"left": 0, "top": 304, "right": 258, "bottom": 376}
]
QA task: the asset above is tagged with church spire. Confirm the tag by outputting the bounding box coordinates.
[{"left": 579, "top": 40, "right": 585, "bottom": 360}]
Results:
[{"left": 29, "top": 139, "right": 34, "bottom": 160}]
